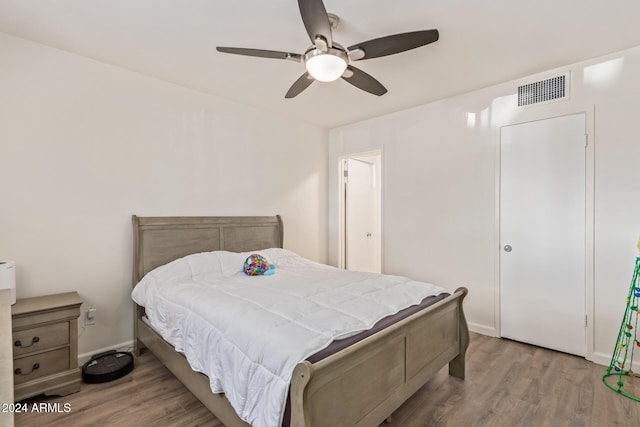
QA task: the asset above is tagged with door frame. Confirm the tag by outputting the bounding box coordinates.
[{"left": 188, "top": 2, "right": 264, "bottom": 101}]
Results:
[
  {"left": 338, "top": 150, "right": 383, "bottom": 271},
  {"left": 495, "top": 110, "right": 595, "bottom": 360}
]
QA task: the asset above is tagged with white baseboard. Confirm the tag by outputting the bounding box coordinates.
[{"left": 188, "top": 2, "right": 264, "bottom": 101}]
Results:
[
  {"left": 591, "top": 350, "right": 640, "bottom": 371},
  {"left": 78, "top": 340, "right": 135, "bottom": 366},
  {"left": 468, "top": 322, "right": 498, "bottom": 337},
  {"left": 591, "top": 351, "right": 613, "bottom": 367}
]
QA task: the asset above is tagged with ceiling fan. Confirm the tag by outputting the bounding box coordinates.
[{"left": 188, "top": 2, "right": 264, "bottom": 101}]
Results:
[{"left": 216, "top": 0, "right": 439, "bottom": 98}]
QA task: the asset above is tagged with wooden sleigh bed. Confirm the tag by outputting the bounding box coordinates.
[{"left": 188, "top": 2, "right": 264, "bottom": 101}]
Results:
[{"left": 132, "top": 215, "right": 469, "bottom": 427}]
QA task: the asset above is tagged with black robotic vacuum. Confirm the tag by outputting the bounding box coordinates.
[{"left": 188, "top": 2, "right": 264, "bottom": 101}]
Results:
[{"left": 82, "top": 350, "right": 134, "bottom": 383}]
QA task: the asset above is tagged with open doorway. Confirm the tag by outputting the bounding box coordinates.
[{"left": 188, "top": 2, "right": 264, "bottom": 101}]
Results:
[{"left": 339, "top": 151, "right": 382, "bottom": 273}]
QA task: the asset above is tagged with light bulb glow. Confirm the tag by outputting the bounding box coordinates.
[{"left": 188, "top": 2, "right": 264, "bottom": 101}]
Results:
[{"left": 305, "top": 51, "right": 348, "bottom": 82}]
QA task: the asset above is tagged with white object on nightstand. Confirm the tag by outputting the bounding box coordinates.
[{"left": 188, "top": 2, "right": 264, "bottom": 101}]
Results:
[
  {"left": 0, "top": 289, "right": 14, "bottom": 426},
  {"left": 0, "top": 261, "right": 16, "bottom": 305}
]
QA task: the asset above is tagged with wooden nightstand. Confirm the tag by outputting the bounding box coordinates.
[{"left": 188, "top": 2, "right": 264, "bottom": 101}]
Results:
[{"left": 11, "top": 292, "right": 82, "bottom": 402}]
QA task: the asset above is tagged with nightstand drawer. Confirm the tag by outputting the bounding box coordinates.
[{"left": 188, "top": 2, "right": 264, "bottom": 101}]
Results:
[
  {"left": 12, "top": 322, "right": 69, "bottom": 357},
  {"left": 13, "top": 347, "right": 70, "bottom": 385}
]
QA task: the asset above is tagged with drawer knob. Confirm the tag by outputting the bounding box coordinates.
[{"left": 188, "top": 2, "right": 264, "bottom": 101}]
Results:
[
  {"left": 15, "top": 363, "right": 40, "bottom": 376},
  {"left": 15, "top": 336, "right": 40, "bottom": 348}
]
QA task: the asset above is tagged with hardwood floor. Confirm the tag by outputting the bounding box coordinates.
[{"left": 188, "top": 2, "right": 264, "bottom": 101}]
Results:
[{"left": 14, "top": 333, "right": 640, "bottom": 427}]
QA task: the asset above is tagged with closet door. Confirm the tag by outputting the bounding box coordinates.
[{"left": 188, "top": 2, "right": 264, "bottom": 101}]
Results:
[
  {"left": 345, "top": 156, "right": 381, "bottom": 273},
  {"left": 500, "top": 113, "right": 586, "bottom": 356}
]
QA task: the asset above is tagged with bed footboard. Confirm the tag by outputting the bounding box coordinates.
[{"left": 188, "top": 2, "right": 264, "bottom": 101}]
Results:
[{"left": 290, "top": 287, "right": 469, "bottom": 427}]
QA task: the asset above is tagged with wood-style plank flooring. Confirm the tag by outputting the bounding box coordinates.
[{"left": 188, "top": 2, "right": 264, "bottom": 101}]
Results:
[{"left": 14, "top": 333, "right": 640, "bottom": 427}]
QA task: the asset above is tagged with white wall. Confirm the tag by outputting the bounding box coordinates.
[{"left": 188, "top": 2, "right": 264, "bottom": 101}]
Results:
[
  {"left": 329, "top": 44, "right": 640, "bottom": 364},
  {"left": 0, "top": 33, "right": 328, "bottom": 359}
]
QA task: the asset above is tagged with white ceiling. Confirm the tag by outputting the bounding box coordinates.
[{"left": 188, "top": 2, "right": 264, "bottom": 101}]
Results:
[{"left": 1, "top": 1, "right": 640, "bottom": 128}]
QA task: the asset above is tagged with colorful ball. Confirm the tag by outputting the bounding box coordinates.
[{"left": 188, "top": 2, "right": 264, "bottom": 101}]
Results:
[{"left": 243, "top": 254, "right": 270, "bottom": 276}]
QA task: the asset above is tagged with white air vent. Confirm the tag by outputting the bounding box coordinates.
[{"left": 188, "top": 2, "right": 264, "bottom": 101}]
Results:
[{"left": 518, "top": 74, "right": 567, "bottom": 107}]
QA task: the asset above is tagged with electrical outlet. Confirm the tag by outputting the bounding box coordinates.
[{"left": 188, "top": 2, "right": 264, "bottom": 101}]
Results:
[{"left": 85, "top": 308, "right": 97, "bottom": 326}]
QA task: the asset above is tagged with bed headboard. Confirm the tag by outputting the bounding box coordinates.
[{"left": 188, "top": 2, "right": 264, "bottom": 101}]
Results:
[{"left": 132, "top": 215, "right": 283, "bottom": 284}]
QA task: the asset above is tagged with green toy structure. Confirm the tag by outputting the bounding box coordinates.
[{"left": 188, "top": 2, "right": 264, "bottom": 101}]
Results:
[{"left": 602, "top": 251, "right": 640, "bottom": 402}]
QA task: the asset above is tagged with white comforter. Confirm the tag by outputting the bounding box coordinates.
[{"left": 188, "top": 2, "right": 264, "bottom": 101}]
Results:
[{"left": 131, "top": 248, "right": 446, "bottom": 427}]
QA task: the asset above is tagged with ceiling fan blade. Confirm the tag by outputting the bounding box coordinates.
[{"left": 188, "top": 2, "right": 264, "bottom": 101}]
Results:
[
  {"left": 285, "top": 72, "right": 315, "bottom": 98},
  {"left": 298, "top": 0, "right": 332, "bottom": 48},
  {"left": 341, "top": 66, "right": 387, "bottom": 96},
  {"left": 217, "top": 47, "right": 302, "bottom": 62},
  {"left": 348, "top": 29, "right": 439, "bottom": 60}
]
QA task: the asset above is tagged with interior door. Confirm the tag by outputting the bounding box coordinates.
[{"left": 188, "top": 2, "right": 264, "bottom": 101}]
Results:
[
  {"left": 345, "top": 156, "right": 381, "bottom": 273},
  {"left": 500, "top": 113, "right": 586, "bottom": 356}
]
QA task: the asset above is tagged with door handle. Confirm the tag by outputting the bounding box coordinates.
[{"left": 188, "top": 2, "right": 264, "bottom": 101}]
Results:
[{"left": 504, "top": 245, "right": 512, "bottom": 252}]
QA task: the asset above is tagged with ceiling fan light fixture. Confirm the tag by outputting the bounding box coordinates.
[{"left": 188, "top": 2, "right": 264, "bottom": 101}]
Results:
[
  {"left": 216, "top": 1, "right": 439, "bottom": 98},
  {"left": 304, "top": 47, "right": 348, "bottom": 82}
]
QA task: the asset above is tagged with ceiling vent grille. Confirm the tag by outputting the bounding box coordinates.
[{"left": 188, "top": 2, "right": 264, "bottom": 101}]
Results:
[{"left": 517, "top": 75, "right": 566, "bottom": 107}]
